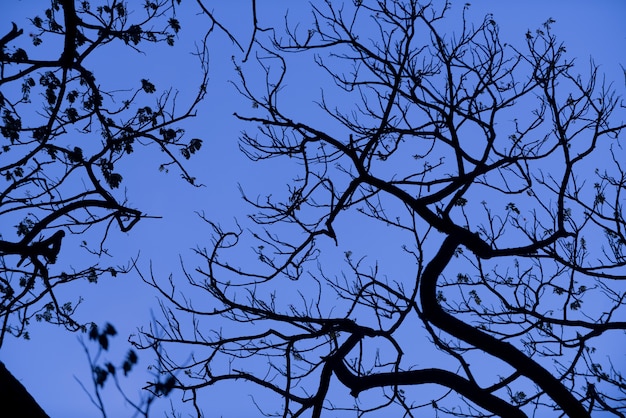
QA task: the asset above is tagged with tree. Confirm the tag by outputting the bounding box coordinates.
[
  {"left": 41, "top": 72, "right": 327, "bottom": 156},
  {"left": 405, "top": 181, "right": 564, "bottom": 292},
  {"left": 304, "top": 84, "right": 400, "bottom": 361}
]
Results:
[
  {"left": 137, "top": 1, "right": 626, "bottom": 417},
  {"left": 0, "top": 0, "right": 207, "bottom": 345}
]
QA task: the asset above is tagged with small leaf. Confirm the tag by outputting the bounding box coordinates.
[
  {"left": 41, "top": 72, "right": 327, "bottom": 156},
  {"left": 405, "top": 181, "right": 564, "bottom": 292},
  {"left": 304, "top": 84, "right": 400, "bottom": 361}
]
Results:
[
  {"left": 168, "top": 18, "right": 181, "bottom": 33},
  {"left": 189, "top": 138, "right": 202, "bottom": 152},
  {"left": 94, "top": 366, "right": 108, "bottom": 387},
  {"left": 106, "top": 362, "right": 116, "bottom": 374},
  {"left": 127, "top": 350, "right": 138, "bottom": 364},
  {"left": 122, "top": 360, "right": 132, "bottom": 375},
  {"left": 104, "top": 323, "right": 117, "bottom": 336},
  {"left": 98, "top": 334, "right": 109, "bottom": 350},
  {"left": 141, "top": 79, "right": 156, "bottom": 93},
  {"left": 505, "top": 202, "right": 520, "bottom": 214},
  {"left": 88, "top": 323, "right": 98, "bottom": 340},
  {"left": 454, "top": 197, "right": 467, "bottom": 207},
  {"left": 105, "top": 173, "right": 123, "bottom": 188}
]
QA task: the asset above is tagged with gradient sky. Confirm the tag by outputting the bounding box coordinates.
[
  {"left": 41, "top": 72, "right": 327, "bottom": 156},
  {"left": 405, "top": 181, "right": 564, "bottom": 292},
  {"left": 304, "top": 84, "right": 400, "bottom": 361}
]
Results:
[{"left": 1, "top": 1, "right": 625, "bottom": 417}]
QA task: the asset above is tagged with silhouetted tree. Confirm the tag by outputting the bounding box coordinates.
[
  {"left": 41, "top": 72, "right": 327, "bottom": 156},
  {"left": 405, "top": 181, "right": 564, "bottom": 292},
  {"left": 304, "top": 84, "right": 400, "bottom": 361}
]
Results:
[
  {"left": 0, "top": 0, "right": 207, "bottom": 344},
  {"left": 137, "top": 1, "right": 626, "bottom": 417}
]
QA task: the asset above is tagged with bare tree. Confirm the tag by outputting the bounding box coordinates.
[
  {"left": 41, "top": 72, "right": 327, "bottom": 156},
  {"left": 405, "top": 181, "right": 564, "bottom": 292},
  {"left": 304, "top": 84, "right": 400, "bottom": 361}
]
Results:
[
  {"left": 0, "top": 0, "right": 208, "bottom": 344},
  {"left": 138, "top": 1, "right": 625, "bottom": 417}
]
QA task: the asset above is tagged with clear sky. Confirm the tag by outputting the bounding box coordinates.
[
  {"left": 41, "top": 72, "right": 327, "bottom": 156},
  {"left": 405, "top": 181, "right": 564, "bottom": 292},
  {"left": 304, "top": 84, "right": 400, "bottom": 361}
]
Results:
[{"left": 1, "top": 1, "right": 625, "bottom": 417}]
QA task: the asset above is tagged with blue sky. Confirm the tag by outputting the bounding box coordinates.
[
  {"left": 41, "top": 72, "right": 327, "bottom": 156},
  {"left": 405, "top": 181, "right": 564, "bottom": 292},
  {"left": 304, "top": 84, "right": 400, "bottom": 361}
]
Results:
[{"left": 1, "top": 1, "right": 625, "bottom": 417}]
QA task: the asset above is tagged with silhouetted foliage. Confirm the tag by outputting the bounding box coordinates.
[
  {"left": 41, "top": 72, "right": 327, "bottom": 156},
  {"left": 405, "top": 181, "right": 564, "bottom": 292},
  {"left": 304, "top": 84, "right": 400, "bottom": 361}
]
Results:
[
  {"left": 136, "top": 1, "right": 626, "bottom": 417},
  {"left": 78, "top": 322, "right": 173, "bottom": 417},
  {"left": 0, "top": 0, "right": 207, "bottom": 344}
]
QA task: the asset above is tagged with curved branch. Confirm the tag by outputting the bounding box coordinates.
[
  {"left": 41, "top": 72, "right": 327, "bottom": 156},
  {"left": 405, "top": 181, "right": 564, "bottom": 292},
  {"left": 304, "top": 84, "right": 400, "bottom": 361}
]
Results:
[{"left": 420, "top": 235, "right": 589, "bottom": 417}]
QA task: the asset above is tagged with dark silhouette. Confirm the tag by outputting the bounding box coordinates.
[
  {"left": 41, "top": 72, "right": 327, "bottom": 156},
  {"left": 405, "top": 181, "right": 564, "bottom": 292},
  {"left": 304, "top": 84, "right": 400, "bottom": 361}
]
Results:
[
  {"left": 0, "top": 362, "right": 49, "bottom": 418},
  {"left": 0, "top": 1, "right": 210, "bottom": 416},
  {"left": 0, "top": 23, "right": 23, "bottom": 58},
  {"left": 0, "top": 0, "right": 207, "bottom": 345},
  {"left": 134, "top": 2, "right": 626, "bottom": 417}
]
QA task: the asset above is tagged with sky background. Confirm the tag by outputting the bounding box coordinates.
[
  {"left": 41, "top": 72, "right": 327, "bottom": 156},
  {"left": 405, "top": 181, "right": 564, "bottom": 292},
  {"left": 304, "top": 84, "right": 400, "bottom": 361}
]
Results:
[{"left": 1, "top": 1, "right": 625, "bottom": 417}]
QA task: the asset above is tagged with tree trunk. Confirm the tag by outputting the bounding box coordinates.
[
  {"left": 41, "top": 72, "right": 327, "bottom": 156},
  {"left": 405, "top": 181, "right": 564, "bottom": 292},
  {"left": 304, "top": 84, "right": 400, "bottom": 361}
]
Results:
[{"left": 0, "top": 362, "right": 50, "bottom": 418}]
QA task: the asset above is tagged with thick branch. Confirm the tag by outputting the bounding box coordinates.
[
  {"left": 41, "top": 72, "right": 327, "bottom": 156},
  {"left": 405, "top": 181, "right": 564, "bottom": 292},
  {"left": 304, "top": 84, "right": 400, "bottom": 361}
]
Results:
[
  {"left": 420, "top": 235, "right": 589, "bottom": 417},
  {"left": 59, "top": 0, "right": 78, "bottom": 67},
  {"left": 333, "top": 361, "right": 527, "bottom": 418}
]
